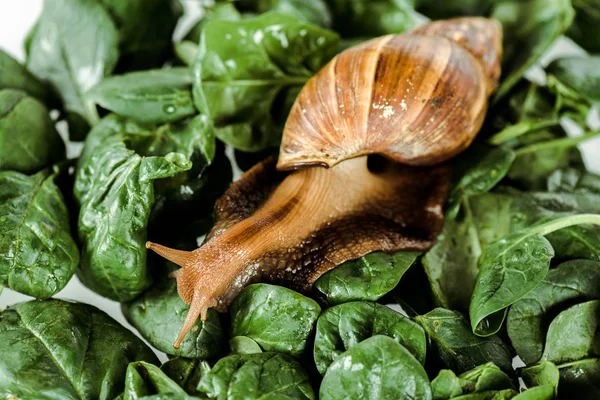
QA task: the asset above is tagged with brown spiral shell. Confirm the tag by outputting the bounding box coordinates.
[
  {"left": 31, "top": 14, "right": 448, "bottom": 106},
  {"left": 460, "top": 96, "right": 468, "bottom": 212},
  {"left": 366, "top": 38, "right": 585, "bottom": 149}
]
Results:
[{"left": 277, "top": 17, "right": 502, "bottom": 170}]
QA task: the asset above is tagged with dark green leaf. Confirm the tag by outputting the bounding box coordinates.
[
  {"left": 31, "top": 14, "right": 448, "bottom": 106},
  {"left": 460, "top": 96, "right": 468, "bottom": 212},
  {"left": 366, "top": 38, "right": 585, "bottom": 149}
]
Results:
[
  {"left": 74, "top": 115, "right": 212, "bottom": 301},
  {"left": 492, "top": 0, "right": 575, "bottom": 100},
  {"left": 471, "top": 214, "right": 600, "bottom": 336},
  {"left": 447, "top": 147, "right": 516, "bottom": 218},
  {"left": 184, "top": 3, "right": 242, "bottom": 44},
  {"left": 161, "top": 358, "right": 209, "bottom": 396},
  {"left": 0, "top": 49, "right": 53, "bottom": 105},
  {"left": 327, "top": 0, "right": 426, "bottom": 39},
  {"left": 27, "top": 0, "right": 120, "bottom": 132},
  {"left": 0, "top": 89, "right": 65, "bottom": 174},
  {"left": 415, "top": 309, "right": 513, "bottom": 373},
  {"left": 86, "top": 68, "right": 196, "bottom": 124},
  {"left": 520, "top": 361, "right": 559, "bottom": 393},
  {"left": 230, "top": 283, "right": 321, "bottom": 356},
  {"left": 458, "top": 363, "right": 515, "bottom": 394},
  {"left": 556, "top": 358, "right": 600, "bottom": 399},
  {"left": 507, "top": 260, "right": 600, "bottom": 365},
  {"left": 122, "top": 361, "right": 188, "bottom": 400},
  {"left": 319, "top": 335, "right": 432, "bottom": 400},
  {"left": 0, "top": 169, "right": 78, "bottom": 298},
  {"left": 547, "top": 56, "right": 600, "bottom": 107},
  {"left": 193, "top": 12, "right": 339, "bottom": 151},
  {"left": 567, "top": 0, "right": 600, "bottom": 52},
  {"left": 0, "top": 299, "right": 158, "bottom": 400},
  {"left": 450, "top": 390, "right": 517, "bottom": 400},
  {"left": 415, "top": 0, "right": 495, "bottom": 19},
  {"left": 314, "top": 301, "right": 426, "bottom": 374},
  {"left": 122, "top": 269, "right": 224, "bottom": 359},
  {"left": 198, "top": 352, "right": 315, "bottom": 400},
  {"left": 237, "top": 0, "right": 332, "bottom": 28},
  {"left": 229, "top": 336, "right": 263, "bottom": 355},
  {"left": 99, "top": 0, "right": 183, "bottom": 71},
  {"left": 541, "top": 300, "right": 600, "bottom": 364},
  {"left": 313, "top": 251, "right": 420, "bottom": 306},
  {"left": 432, "top": 369, "right": 463, "bottom": 399}
]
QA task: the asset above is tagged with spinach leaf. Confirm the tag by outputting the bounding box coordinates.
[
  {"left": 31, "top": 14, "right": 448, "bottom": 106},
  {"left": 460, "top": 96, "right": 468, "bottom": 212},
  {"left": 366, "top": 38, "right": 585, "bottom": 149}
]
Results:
[
  {"left": 507, "top": 260, "right": 600, "bottom": 365},
  {"left": 0, "top": 299, "right": 158, "bottom": 400},
  {"left": 122, "top": 263, "right": 224, "bottom": 359},
  {"left": 0, "top": 89, "right": 65, "bottom": 173},
  {"left": 0, "top": 169, "right": 79, "bottom": 298},
  {"left": 512, "top": 387, "right": 554, "bottom": 400},
  {"left": 470, "top": 214, "right": 600, "bottom": 336},
  {"left": 184, "top": 3, "right": 242, "bottom": 44},
  {"left": 567, "top": 0, "right": 600, "bottom": 52},
  {"left": 75, "top": 115, "right": 212, "bottom": 301},
  {"left": 492, "top": 0, "right": 575, "bottom": 100},
  {"left": 458, "top": 363, "right": 515, "bottom": 394},
  {"left": 447, "top": 147, "right": 516, "bottom": 218},
  {"left": 161, "top": 358, "right": 210, "bottom": 396},
  {"left": 313, "top": 301, "right": 426, "bottom": 374},
  {"left": 193, "top": 12, "right": 339, "bottom": 151},
  {"left": 98, "top": 0, "right": 183, "bottom": 71},
  {"left": 520, "top": 361, "right": 559, "bottom": 395},
  {"left": 555, "top": 358, "right": 600, "bottom": 399},
  {"left": 546, "top": 56, "right": 600, "bottom": 107},
  {"left": 230, "top": 336, "right": 263, "bottom": 355},
  {"left": 415, "top": 0, "right": 495, "bottom": 19},
  {"left": 415, "top": 309, "right": 514, "bottom": 373},
  {"left": 230, "top": 283, "right": 321, "bottom": 356},
  {"left": 0, "top": 49, "right": 53, "bottom": 105},
  {"left": 27, "top": 0, "right": 120, "bottom": 137},
  {"left": 121, "top": 361, "right": 193, "bottom": 400},
  {"left": 547, "top": 168, "right": 600, "bottom": 194},
  {"left": 432, "top": 370, "right": 464, "bottom": 399},
  {"left": 237, "top": 0, "right": 332, "bottom": 28},
  {"left": 541, "top": 300, "right": 600, "bottom": 364},
  {"left": 313, "top": 251, "right": 420, "bottom": 306},
  {"left": 320, "top": 335, "right": 432, "bottom": 400},
  {"left": 326, "top": 0, "right": 426, "bottom": 39},
  {"left": 198, "top": 352, "right": 315, "bottom": 400},
  {"left": 86, "top": 68, "right": 196, "bottom": 124}
]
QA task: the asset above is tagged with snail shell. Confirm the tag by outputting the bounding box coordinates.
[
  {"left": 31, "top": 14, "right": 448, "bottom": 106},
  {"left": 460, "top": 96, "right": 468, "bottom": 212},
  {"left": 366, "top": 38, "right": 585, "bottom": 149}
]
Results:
[{"left": 277, "top": 17, "right": 502, "bottom": 170}]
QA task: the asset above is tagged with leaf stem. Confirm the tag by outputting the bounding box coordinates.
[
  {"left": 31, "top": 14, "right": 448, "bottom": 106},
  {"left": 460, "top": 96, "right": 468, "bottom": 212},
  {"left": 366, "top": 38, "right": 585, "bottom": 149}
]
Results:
[
  {"left": 488, "top": 119, "right": 560, "bottom": 145},
  {"left": 530, "top": 214, "right": 600, "bottom": 237},
  {"left": 514, "top": 131, "right": 600, "bottom": 156}
]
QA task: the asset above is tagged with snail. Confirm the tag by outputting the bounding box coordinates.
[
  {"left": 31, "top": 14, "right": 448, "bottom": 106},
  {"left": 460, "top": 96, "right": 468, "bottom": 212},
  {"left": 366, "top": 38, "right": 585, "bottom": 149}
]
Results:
[{"left": 146, "top": 17, "right": 502, "bottom": 348}]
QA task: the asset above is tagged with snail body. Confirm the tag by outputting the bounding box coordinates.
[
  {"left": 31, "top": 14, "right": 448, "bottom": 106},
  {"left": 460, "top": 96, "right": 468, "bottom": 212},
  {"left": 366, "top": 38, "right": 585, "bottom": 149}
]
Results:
[{"left": 146, "top": 17, "right": 503, "bottom": 348}]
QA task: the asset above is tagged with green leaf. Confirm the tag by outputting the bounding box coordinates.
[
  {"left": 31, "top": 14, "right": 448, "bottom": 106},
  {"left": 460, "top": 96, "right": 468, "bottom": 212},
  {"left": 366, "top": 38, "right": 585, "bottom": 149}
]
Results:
[
  {"left": 161, "top": 358, "right": 210, "bottom": 396},
  {"left": 415, "top": 309, "right": 514, "bottom": 373},
  {"left": 74, "top": 115, "right": 212, "bottom": 301},
  {"left": 492, "top": 0, "right": 575, "bottom": 100},
  {"left": 193, "top": 12, "right": 339, "bottom": 151},
  {"left": 27, "top": 0, "right": 120, "bottom": 133},
  {"left": 0, "top": 49, "right": 53, "bottom": 105},
  {"left": 122, "top": 266, "right": 224, "bottom": 359},
  {"left": 555, "top": 358, "right": 600, "bottom": 399},
  {"left": 547, "top": 168, "right": 600, "bottom": 194},
  {"left": 327, "top": 0, "right": 426, "bottom": 39},
  {"left": 447, "top": 147, "right": 516, "bottom": 218},
  {"left": 184, "top": 3, "right": 242, "bottom": 44},
  {"left": 237, "top": 0, "right": 332, "bottom": 28},
  {"left": 567, "top": 0, "right": 600, "bottom": 52},
  {"left": 229, "top": 336, "right": 263, "bottom": 355},
  {"left": 511, "top": 387, "right": 554, "bottom": 400},
  {"left": 541, "top": 300, "right": 600, "bottom": 364},
  {"left": 122, "top": 361, "right": 191, "bottom": 400},
  {"left": 546, "top": 56, "right": 600, "bottom": 108},
  {"left": 314, "top": 301, "right": 426, "bottom": 374},
  {"left": 0, "top": 169, "right": 79, "bottom": 298},
  {"left": 230, "top": 283, "right": 321, "bottom": 356},
  {"left": 86, "top": 68, "right": 196, "bottom": 124},
  {"left": 313, "top": 251, "right": 420, "bottom": 306},
  {"left": 319, "top": 335, "right": 432, "bottom": 400},
  {"left": 471, "top": 214, "right": 600, "bottom": 336},
  {"left": 507, "top": 260, "right": 600, "bottom": 365},
  {"left": 415, "top": 0, "right": 495, "bottom": 19},
  {"left": 0, "top": 89, "right": 65, "bottom": 173},
  {"left": 98, "top": 0, "right": 183, "bottom": 71},
  {"left": 198, "top": 352, "right": 315, "bottom": 400},
  {"left": 0, "top": 299, "right": 158, "bottom": 400},
  {"left": 520, "top": 361, "right": 559, "bottom": 393},
  {"left": 432, "top": 370, "right": 463, "bottom": 399},
  {"left": 458, "top": 363, "right": 515, "bottom": 394}
]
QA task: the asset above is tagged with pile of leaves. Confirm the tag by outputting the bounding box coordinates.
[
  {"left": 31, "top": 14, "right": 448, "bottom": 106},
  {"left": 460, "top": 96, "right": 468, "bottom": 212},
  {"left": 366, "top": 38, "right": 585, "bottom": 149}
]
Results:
[{"left": 1, "top": 0, "right": 600, "bottom": 399}]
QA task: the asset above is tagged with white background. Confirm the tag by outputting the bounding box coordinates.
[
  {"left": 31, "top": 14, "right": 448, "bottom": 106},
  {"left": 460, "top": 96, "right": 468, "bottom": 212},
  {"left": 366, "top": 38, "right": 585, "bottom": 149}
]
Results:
[{"left": 1, "top": 1, "right": 599, "bottom": 362}]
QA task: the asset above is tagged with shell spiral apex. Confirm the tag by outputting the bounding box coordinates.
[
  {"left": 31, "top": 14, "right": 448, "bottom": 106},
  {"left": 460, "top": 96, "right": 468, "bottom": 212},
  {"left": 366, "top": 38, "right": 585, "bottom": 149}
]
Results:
[{"left": 277, "top": 17, "right": 503, "bottom": 171}]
